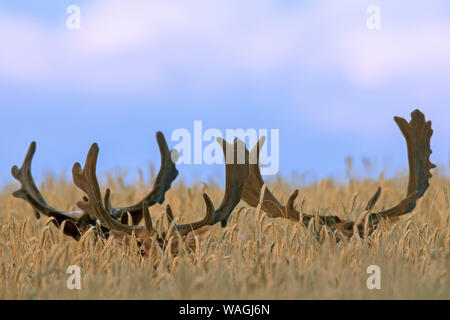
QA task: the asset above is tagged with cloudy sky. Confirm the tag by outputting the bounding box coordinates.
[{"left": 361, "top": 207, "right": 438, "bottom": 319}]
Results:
[{"left": 1, "top": 0, "right": 449, "bottom": 186}]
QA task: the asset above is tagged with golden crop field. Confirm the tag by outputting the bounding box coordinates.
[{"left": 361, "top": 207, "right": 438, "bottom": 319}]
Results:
[{"left": 0, "top": 168, "right": 448, "bottom": 299}]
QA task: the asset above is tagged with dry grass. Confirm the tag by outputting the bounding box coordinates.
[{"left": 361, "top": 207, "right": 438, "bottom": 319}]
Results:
[{"left": 0, "top": 170, "right": 449, "bottom": 299}]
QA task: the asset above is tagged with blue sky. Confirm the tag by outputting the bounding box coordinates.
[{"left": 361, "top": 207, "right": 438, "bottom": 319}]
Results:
[{"left": 1, "top": 0, "right": 449, "bottom": 187}]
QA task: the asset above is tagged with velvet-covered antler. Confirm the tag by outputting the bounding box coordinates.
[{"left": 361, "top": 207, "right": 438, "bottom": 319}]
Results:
[
  {"left": 11, "top": 132, "right": 179, "bottom": 240},
  {"left": 11, "top": 142, "right": 87, "bottom": 240},
  {"left": 238, "top": 109, "right": 435, "bottom": 238},
  {"left": 166, "top": 137, "right": 251, "bottom": 237}
]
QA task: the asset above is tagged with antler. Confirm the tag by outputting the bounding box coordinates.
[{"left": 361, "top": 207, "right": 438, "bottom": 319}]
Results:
[
  {"left": 11, "top": 142, "right": 89, "bottom": 240},
  {"left": 240, "top": 137, "right": 330, "bottom": 226},
  {"left": 212, "top": 137, "right": 250, "bottom": 227},
  {"left": 12, "top": 132, "right": 179, "bottom": 240},
  {"left": 73, "top": 143, "right": 214, "bottom": 250},
  {"left": 240, "top": 109, "right": 435, "bottom": 238},
  {"left": 165, "top": 137, "right": 251, "bottom": 236},
  {"left": 166, "top": 193, "right": 215, "bottom": 237},
  {"left": 72, "top": 143, "right": 149, "bottom": 235},
  {"left": 360, "top": 109, "right": 435, "bottom": 230},
  {"left": 11, "top": 134, "right": 247, "bottom": 254},
  {"left": 110, "top": 131, "right": 179, "bottom": 224}
]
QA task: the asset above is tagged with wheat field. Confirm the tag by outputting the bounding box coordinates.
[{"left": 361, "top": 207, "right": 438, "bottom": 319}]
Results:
[{"left": 0, "top": 167, "right": 449, "bottom": 300}]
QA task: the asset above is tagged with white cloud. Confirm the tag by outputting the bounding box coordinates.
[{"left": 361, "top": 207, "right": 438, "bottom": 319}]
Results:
[
  {"left": 0, "top": 0, "right": 449, "bottom": 94},
  {"left": 338, "top": 26, "right": 450, "bottom": 88}
]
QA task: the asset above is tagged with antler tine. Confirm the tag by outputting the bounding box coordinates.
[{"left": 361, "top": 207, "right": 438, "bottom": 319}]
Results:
[
  {"left": 285, "top": 189, "right": 303, "bottom": 219},
  {"left": 152, "top": 131, "right": 180, "bottom": 203},
  {"left": 11, "top": 142, "right": 84, "bottom": 240},
  {"left": 241, "top": 136, "right": 271, "bottom": 207},
  {"left": 211, "top": 137, "right": 250, "bottom": 227},
  {"left": 354, "top": 187, "right": 383, "bottom": 227},
  {"left": 365, "top": 187, "right": 382, "bottom": 211},
  {"left": 167, "top": 193, "right": 215, "bottom": 238},
  {"left": 12, "top": 142, "right": 43, "bottom": 215},
  {"left": 166, "top": 204, "right": 175, "bottom": 224},
  {"left": 72, "top": 143, "right": 147, "bottom": 236},
  {"left": 111, "top": 131, "right": 179, "bottom": 224},
  {"left": 142, "top": 201, "right": 154, "bottom": 233}
]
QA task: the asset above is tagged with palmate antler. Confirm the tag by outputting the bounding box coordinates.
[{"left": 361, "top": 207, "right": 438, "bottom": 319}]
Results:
[
  {"left": 11, "top": 132, "right": 178, "bottom": 240},
  {"left": 166, "top": 137, "right": 250, "bottom": 232},
  {"left": 110, "top": 132, "right": 179, "bottom": 224},
  {"left": 72, "top": 143, "right": 214, "bottom": 255},
  {"left": 11, "top": 142, "right": 87, "bottom": 240},
  {"left": 239, "top": 109, "right": 435, "bottom": 238},
  {"left": 72, "top": 137, "right": 250, "bottom": 256}
]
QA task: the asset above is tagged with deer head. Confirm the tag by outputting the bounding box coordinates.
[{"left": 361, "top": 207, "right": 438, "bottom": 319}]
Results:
[
  {"left": 12, "top": 132, "right": 251, "bottom": 257},
  {"left": 71, "top": 137, "right": 249, "bottom": 257}
]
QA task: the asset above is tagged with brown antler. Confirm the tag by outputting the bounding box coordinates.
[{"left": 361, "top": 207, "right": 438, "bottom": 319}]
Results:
[
  {"left": 12, "top": 132, "right": 179, "bottom": 240},
  {"left": 166, "top": 193, "right": 215, "bottom": 238},
  {"left": 241, "top": 137, "right": 330, "bottom": 227},
  {"left": 11, "top": 142, "right": 89, "bottom": 240},
  {"left": 73, "top": 143, "right": 149, "bottom": 235},
  {"left": 73, "top": 142, "right": 215, "bottom": 256},
  {"left": 212, "top": 137, "right": 250, "bottom": 226},
  {"left": 165, "top": 137, "right": 251, "bottom": 236},
  {"left": 240, "top": 109, "right": 435, "bottom": 239},
  {"left": 110, "top": 132, "right": 179, "bottom": 224},
  {"left": 360, "top": 109, "right": 435, "bottom": 231}
]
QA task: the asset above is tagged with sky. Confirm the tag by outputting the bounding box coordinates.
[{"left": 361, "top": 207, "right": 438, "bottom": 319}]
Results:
[{"left": 1, "top": 0, "right": 449, "bottom": 187}]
